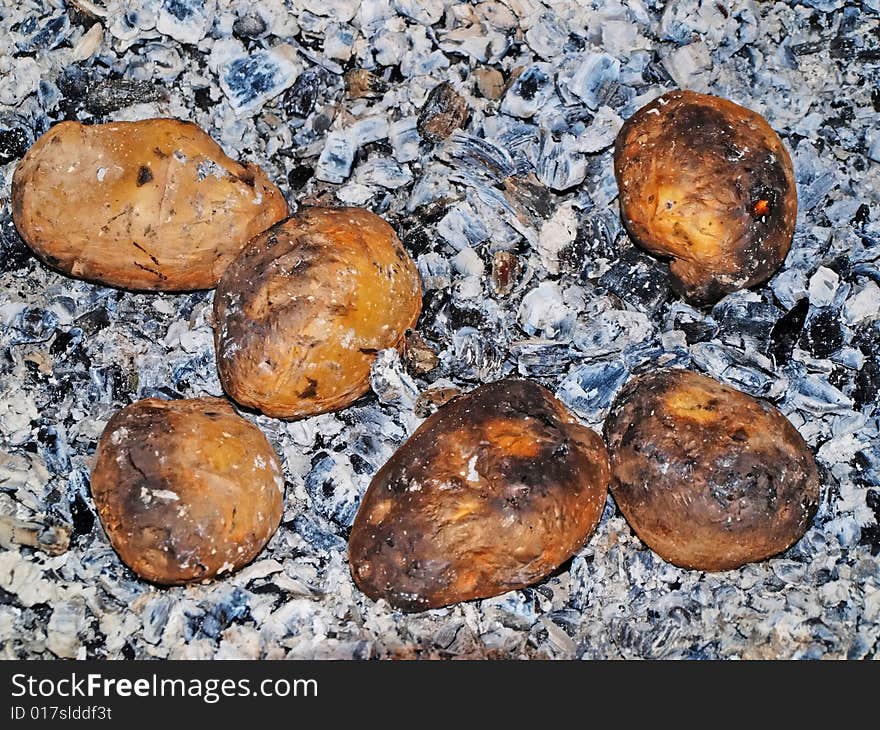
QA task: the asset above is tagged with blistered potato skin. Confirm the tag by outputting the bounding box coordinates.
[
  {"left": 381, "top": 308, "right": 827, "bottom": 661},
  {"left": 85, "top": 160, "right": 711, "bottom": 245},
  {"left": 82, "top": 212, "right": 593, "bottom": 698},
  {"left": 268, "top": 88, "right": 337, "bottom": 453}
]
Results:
[
  {"left": 11, "top": 119, "right": 288, "bottom": 291},
  {"left": 614, "top": 90, "right": 797, "bottom": 306},
  {"left": 91, "top": 398, "right": 284, "bottom": 585},
  {"left": 349, "top": 379, "right": 610, "bottom": 612},
  {"left": 604, "top": 369, "right": 819, "bottom": 572},
  {"left": 214, "top": 207, "right": 422, "bottom": 419}
]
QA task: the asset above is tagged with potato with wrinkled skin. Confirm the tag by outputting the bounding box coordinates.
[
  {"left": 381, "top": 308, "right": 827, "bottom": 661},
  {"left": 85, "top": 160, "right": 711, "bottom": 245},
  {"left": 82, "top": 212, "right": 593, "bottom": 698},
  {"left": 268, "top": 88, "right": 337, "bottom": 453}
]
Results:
[
  {"left": 614, "top": 90, "right": 797, "bottom": 306},
  {"left": 214, "top": 207, "right": 422, "bottom": 419},
  {"left": 349, "top": 379, "right": 610, "bottom": 612},
  {"left": 12, "top": 118, "right": 288, "bottom": 291},
  {"left": 91, "top": 397, "right": 284, "bottom": 584},
  {"left": 603, "top": 369, "right": 819, "bottom": 571}
]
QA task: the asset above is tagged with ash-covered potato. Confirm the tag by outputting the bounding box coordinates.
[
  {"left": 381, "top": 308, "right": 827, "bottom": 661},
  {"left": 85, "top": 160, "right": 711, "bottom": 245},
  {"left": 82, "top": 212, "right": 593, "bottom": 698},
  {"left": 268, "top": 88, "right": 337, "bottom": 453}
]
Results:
[
  {"left": 11, "top": 118, "right": 288, "bottom": 291},
  {"left": 349, "top": 379, "right": 610, "bottom": 611},
  {"left": 614, "top": 90, "right": 797, "bottom": 306},
  {"left": 604, "top": 369, "right": 819, "bottom": 571},
  {"left": 214, "top": 207, "right": 422, "bottom": 419},
  {"left": 91, "top": 397, "right": 284, "bottom": 584}
]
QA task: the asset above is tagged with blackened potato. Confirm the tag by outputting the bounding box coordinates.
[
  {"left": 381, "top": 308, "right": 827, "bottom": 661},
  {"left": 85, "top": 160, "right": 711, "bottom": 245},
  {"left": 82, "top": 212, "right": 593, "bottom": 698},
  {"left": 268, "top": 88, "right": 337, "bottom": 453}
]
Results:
[
  {"left": 613, "top": 90, "right": 797, "bottom": 306},
  {"left": 91, "top": 397, "right": 284, "bottom": 584},
  {"left": 603, "top": 369, "right": 819, "bottom": 571},
  {"left": 349, "top": 379, "right": 610, "bottom": 611}
]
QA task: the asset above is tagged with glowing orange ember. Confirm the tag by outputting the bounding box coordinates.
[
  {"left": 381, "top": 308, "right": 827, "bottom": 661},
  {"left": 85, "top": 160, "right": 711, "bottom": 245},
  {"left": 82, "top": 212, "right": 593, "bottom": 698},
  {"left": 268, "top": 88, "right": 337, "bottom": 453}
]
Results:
[{"left": 753, "top": 199, "right": 771, "bottom": 217}]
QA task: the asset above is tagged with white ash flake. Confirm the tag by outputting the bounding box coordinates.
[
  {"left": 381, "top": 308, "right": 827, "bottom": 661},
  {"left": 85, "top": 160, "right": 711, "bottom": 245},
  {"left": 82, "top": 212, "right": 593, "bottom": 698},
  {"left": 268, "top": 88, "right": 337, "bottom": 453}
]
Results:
[{"left": 0, "top": 0, "right": 878, "bottom": 661}]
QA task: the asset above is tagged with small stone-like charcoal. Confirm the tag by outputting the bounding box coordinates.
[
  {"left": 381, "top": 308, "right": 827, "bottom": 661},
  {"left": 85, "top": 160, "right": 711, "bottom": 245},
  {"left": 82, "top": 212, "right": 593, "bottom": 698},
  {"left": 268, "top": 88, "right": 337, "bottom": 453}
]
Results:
[
  {"left": 417, "top": 81, "right": 470, "bottom": 143},
  {"left": 214, "top": 207, "right": 422, "bottom": 419},
  {"left": 614, "top": 91, "right": 797, "bottom": 306},
  {"left": 90, "top": 398, "right": 284, "bottom": 584},
  {"left": 11, "top": 118, "right": 288, "bottom": 291},
  {"left": 349, "top": 379, "right": 610, "bottom": 611},
  {"left": 604, "top": 369, "right": 820, "bottom": 571}
]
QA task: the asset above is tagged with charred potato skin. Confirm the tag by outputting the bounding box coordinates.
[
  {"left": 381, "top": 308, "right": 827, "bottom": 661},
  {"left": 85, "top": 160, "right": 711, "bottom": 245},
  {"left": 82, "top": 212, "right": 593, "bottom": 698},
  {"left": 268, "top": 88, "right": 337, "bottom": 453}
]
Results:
[
  {"left": 349, "top": 379, "right": 610, "bottom": 612},
  {"left": 603, "top": 369, "right": 819, "bottom": 571},
  {"left": 613, "top": 90, "right": 797, "bottom": 306},
  {"left": 11, "top": 118, "right": 288, "bottom": 291},
  {"left": 91, "top": 398, "right": 284, "bottom": 585},
  {"left": 214, "top": 207, "right": 422, "bottom": 420}
]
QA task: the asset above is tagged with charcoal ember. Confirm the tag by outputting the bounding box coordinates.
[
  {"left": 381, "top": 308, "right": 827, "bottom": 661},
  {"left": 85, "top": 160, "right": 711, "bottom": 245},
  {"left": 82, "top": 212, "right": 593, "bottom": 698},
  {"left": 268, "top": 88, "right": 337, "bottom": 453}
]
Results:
[
  {"left": 83, "top": 79, "right": 168, "bottom": 116},
  {"left": 344, "top": 69, "right": 388, "bottom": 99},
  {"left": 501, "top": 64, "right": 555, "bottom": 118},
  {"left": 451, "top": 327, "right": 506, "bottom": 382},
  {"left": 304, "top": 451, "right": 361, "bottom": 527},
  {"left": 562, "top": 52, "right": 621, "bottom": 110},
  {"left": 691, "top": 342, "right": 787, "bottom": 399},
  {"left": 770, "top": 297, "right": 810, "bottom": 366},
  {"left": 518, "top": 282, "right": 575, "bottom": 340},
  {"left": 219, "top": 50, "right": 301, "bottom": 115},
  {"left": 490, "top": 251, "right": 522, "bottom": 296},
  {"left": 349, "top": 379, "right": 609, "bottom": 611},
  {"left": 511, "top": 340, "right": 575, "bottom": 377},
  {"left": 574, "top": 311, "right": 651, "bottom": 360},
  {"left": 604, "top": 369, "right": 820, "bottom": 571},
  {"left": 665, "top": 302, "right": 719, "bottom": 345},
  {"left": 15, "top": 13, "right": 72, "bottom": 53},
  {"left": 416, "top": 251, "right": 451, "bottom": 290},
  {"left": 557, "top": 360, "right": 629, "bottom": 422},
  {"left": 598, "top": 247, "right": 671, "bottom": 314},
  {"left": 413, "top": 381, "right": 463, "bottom": 418},
  {"left": 156, "top": 0, "right": 211, "bottom": 45},
  {"left": 473, "top": 66, "right": 504, "bottom": 99},
  {"left": 786, "top": 371, "right": 853, "bottom": 414},
  {"left": 232, "top": 11, "right": 268, "bottom": 40},
  {"left": 287, "top": 164, "right": 313, "bottom": 190},
  {"left": 8, "top": 306, "right": 59, "bottom": 345},
  {"left": 315, "top": 131, "right": 356, "bottom": 183},
  {"left": 0, "top": 116, "right": 31, "bottom": 165},
  {"left": 281, "top": 66, "right": 335, "bottom": 118},
  {"left": 801, "top": 308, "right": 846, "bottom": 358},
  {"left": 714, "top": 295, "right": 782, "bottom": 351},
  {"left": 0, "top": 209, "right": 34, "bottom": 274},
  {"left": 370, "top": 349, "right": 419, "bottom": 409},
  {"left": 402, "top": 331, "right": 439, "bottom": 375},
  {"left": 562, "top": 209, "right": 622, "bottom": 279},
  {"left": 852, "top": 322, "right": 880, "bottom": 409},
  {"left": 417, "top": 82, "right": 470, "bottom": 144},
  {"left": 502, "top": 172, "right": 554, "bottom": 218},
  {"left": 534, "top": 132, "right": 587, "bottom": 191}
]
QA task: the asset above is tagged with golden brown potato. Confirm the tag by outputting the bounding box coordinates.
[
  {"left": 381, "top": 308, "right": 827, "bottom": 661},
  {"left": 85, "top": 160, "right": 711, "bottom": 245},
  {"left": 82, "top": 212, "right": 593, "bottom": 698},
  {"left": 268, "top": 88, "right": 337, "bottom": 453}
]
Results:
[
  {"left": 11, "top": 118, "right": 288, "bottom": 291},
  {"left": 214, "top": 207, "right": 422, "bottom": 419},
  {"left": 91, "top": 397, "right": 284, "bottom": 584},
  {"left": 349, "top": 379, "right": 610, "bottom": 611},
  {"left": 614, "top": 91, "right": 797, "bottom": 306},
  {"left": 603, "top": 369, "right": 819, "bottom": 571}
]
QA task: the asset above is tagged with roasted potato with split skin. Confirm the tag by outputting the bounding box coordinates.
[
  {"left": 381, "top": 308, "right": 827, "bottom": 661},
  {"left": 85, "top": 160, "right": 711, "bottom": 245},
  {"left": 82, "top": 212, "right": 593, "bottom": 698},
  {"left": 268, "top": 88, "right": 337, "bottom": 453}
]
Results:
[
  {"left": 604, "top": 369, "right": 819, "bottom": 572},
  {"left": 11, "top": 118, "right": 288, "bottom": 291},
  {"left": 91, "top": 397, "right": 284, "bottom": 585},
  {"left": 214, "top": 206, "right": 422, "bottom": 419},
  {"left": 349, "top": 379, "right": 610, "bottom": 612},
  {"left": 614, "top": 90, "right": 797, "bottom": 306}
]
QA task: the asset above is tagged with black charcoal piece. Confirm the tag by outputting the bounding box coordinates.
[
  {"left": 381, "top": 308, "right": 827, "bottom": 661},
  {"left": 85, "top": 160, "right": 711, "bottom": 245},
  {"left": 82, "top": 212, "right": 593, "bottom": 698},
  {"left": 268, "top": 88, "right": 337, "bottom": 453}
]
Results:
[
  {"left": 598, "top": 247, "right": 671, "bottom": 314},
  {"left": 84, "top": 79, "right": 167, "bottom": 115},
  {"left": 771, "top": 298, "right": 810, "bottom": 366},
  {"left": 417, "top": 82, "right": 470, "bottom": 143}
]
